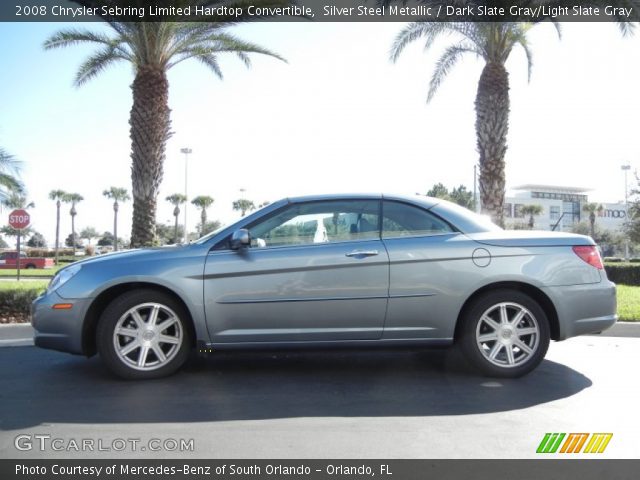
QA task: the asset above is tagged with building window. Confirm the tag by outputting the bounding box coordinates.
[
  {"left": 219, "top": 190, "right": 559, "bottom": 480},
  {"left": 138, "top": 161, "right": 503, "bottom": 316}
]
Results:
[
  {"left": 514, "top": 204, "right": 525, "bottom": 218},
  {"left": 503, "top": 203, "right": 513, "bottom": 218},
  {"left": 550, "top": 206, "right": 560, "bottom": 221}
]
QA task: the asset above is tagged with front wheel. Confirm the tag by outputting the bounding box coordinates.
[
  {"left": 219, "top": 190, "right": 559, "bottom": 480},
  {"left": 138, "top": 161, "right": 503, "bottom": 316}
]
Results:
[
  {"left": 96, "top": 289, "right": 193, "bottom": 380},
  {"left": 457, "top": 290, "right": 550, "bottom": 378}
]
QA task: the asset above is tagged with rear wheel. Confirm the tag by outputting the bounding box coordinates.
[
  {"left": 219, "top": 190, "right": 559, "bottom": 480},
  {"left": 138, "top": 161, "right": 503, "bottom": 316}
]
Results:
[
  {"left": 458, "top": 290, "right": 550, "bottom": 378},
  {"left": 96, "top": 289, "right": 193, "bottom": 379}
]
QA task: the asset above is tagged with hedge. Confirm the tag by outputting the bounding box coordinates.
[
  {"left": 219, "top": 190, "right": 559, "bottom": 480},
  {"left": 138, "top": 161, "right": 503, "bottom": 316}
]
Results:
[
  {"left": 605, "top": 263, "right": 640, "bottom": 286},
  {"left": 25, "top": 248, "right": 75, "bottom": 258},
  {"left": 0, "top": 286, "right": 46, "bottom": 317}
]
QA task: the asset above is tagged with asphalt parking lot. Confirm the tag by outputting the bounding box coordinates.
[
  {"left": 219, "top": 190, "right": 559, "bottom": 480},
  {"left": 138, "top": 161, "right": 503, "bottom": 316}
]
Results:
[{"left": 0, "top": 324, "right": 639, "bottom": 459}]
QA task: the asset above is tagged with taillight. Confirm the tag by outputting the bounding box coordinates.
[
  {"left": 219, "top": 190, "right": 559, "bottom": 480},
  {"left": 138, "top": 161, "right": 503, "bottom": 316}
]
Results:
[{"left": 572, "top": 246, "right": 603, "bottom": 270}]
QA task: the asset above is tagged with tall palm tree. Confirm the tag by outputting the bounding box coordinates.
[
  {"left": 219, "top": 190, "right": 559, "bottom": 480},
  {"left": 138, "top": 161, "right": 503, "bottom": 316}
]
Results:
[
  {"left": 103, "top": 186, "right": 130, "bottom": 251},
  {"left": 520, "top": 204, "right": 544, "bottom": 229},
  {"left": 232, "top": 198, "right": 256, "bottom": 217},
  {"left": 583, "top": 202, "right": 604, "bottom": 239},
  {"left": 48, "top": 190, "right": 68, "bottom": 265},
  {"left": 44, "top": 0, "right": 287, "bottom": 247},
  {"left": 191, "top": 195, "right": 215, "bottom": 236},
  {"left": 0, "top": 147, "right": 23, "bottom": 202},
  {"left": 391, "top": 21, "right": 560, "bottom": 227},
  {"left": 166, "top": 193, "right": 187, "bottom": 244},
  {"left": 63, "top": 193, "right": 84, "bottom": 254}
]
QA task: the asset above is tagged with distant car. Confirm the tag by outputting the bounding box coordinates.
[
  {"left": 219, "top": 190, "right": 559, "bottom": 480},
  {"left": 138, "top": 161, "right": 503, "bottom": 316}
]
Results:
[
  {"left": 0, "top": 251, "right": 54, "bottom": 269},
  {"left": 32, "top": 194, "right": 616, "bottom": 380}
]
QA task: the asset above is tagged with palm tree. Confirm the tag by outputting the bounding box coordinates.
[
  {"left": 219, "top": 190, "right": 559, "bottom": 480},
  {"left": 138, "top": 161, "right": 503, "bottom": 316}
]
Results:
[
  {"left": 0, "top": 147, "right": 23, "bottom": 202},
  {"left": 166, "top": 194, "right": 187, "bottom": 244},
  {"left": 191, "top": 195, "right": 215, "bottom": 236},
  {"left": 44, "top": 1, "right": 287, "bottom": 247},
  {"left": 583, "top": 202, "right": 604, "bottom": 238},
  {"left": 49, "top": 190, "right": 67, "bottom": 264},
  {"left": 103, "top": 187, "right": 130, "bottom": 251},
  {"left": 63, "top": 193, "right": 84, "bottom": 255},
  {"left": 232, "top": 198, "right": 256, "bottom": 217},
  {"left": 520, "top": 204, "right": 544, "bottom": 229},
  {"left": 391, "top": 21, "right": 560, "bottom": 227},
  {"left": 1, "top": 192, "right": 34, "bottom": 210}
]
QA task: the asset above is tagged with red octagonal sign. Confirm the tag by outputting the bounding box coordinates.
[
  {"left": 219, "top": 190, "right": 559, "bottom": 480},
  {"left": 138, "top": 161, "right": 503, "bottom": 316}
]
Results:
[{"left": 9, "top": 209, "right": 30, "bottom": 229}]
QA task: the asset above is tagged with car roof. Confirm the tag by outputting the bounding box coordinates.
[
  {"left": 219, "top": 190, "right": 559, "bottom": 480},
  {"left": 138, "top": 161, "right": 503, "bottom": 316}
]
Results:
[{"left": 285, "top": 193, "right": 440, "bottom": 209}]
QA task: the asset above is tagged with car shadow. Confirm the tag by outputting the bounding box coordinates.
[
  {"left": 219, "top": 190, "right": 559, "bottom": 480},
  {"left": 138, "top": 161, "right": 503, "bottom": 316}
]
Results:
[{"left": 0, "top": 346, "right": 591, "bottom": 429}]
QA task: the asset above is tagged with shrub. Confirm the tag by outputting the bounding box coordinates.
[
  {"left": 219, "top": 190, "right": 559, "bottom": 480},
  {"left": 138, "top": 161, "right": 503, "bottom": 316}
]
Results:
[
  {"left": 0, "top": 285, "right": 46, "bottom": 317},
  {"left": 604, "top": 257, "right": 623, "bottom": 263},
  {"left": 84, "top": 245, "right": 95, "bottom": 256},
  {"left": 25, "top": 248, "right": 75, "bottom": 258},
  {"left": 605, "top": 263, "right": 640, "bottom": 286}
]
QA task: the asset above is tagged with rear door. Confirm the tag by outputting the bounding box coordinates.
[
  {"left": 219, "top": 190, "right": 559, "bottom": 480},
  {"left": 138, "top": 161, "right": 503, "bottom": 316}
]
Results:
[{"left": 381, "top": 200, "right": 472, "bottom": 340}]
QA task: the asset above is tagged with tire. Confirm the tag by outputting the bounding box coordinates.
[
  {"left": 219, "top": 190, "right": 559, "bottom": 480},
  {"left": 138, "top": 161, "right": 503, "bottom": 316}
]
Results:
[
  {"left": 26, "top": 264, "right": 36, "bottom": 269},
  {"left": 457, "top": 289, "right": 550, "bottom": 378},
  {"left": 96, "top": 289, "right": 193, "bottom": 380}
]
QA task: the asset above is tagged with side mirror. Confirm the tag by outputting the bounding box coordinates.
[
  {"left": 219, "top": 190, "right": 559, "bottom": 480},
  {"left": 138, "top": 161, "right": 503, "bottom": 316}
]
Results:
[{"left": 230, "top": 229, "right": 251, "bottom": 250}]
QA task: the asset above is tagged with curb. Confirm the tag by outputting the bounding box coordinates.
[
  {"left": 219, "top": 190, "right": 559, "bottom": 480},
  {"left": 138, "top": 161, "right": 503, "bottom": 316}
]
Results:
[{"left": 0, "top": 323, "right": 34, "bottom": 347}]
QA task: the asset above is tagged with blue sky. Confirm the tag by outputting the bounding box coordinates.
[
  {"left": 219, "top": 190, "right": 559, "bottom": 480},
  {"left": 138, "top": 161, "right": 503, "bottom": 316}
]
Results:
[{"left": 1, "top": 21, "right": 640, "bottom": 245}]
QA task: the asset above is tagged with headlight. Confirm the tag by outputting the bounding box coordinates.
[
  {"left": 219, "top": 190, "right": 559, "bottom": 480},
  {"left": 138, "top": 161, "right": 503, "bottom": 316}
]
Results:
[{"left": 47, "top": 264, "right": 81, "bottom": 293}]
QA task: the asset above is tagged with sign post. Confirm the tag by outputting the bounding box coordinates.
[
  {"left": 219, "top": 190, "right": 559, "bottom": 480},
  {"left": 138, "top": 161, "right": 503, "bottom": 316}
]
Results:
[{"left": 8, "top": 209, "right": 31, "bottom": 281}]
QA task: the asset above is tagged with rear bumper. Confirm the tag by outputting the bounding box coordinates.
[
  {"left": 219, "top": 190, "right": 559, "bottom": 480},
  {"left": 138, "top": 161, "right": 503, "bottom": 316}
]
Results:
[{"left": 542, "top": 280, "right": 617, "bottom": 340}]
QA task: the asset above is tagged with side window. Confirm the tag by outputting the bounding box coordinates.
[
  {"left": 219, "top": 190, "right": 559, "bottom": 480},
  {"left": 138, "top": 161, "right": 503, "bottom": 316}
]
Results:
[
  {"left": 382, "top": 201, "right": 454, "bottom": 238},
  {"left": 248, "top": 200, "right": 380, "bottom": 248}
]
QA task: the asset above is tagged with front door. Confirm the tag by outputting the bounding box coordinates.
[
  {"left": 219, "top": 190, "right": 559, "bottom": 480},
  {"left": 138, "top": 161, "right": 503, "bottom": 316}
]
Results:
[{"left": 203, "top": 199, "right": 389, "bottom": 343}]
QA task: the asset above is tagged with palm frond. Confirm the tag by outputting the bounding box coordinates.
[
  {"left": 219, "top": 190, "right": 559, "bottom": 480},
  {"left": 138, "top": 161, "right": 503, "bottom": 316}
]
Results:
[
  {"left": 43, "top": 29, "right": 115, "bottom": 50},
  {"left": 390, "top": 22, "right": 448, "bottom": 63},
  {"left": 168, "top": 33, "right": 286, "bottom": 71},
  {"left": 515, "top": 34, "right": 533, "bottom": 82},
  {"left": 0, "top": 174, "right": 23, "bottom": 194},
  {"left": 196, "top": 53, "right": 224, "bottom": 79},
  {"left": 74, "top": 45, "right": 129, "bottom": 86},
  {"left": 427, "top": 42, "right": 474, "bottom": 102}
]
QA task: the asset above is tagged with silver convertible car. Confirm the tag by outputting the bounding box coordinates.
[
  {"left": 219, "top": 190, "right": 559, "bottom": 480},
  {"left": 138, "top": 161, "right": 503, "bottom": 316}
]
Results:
[{"left": 32, "top": 194, "right": 616, "bottom": 379}]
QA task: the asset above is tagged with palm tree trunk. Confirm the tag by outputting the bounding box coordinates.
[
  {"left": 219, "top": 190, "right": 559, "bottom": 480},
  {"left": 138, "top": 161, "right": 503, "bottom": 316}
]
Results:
[
  {"left": 129, "top": 65, "right": 172, "bottom": 247},
  {"left": 55, "top": 200, "right": 60, "bottom": 265},
  {"left": 174, "top": 214, "right": 179, "bottom": 244},
  {"left": 475, "top": 61, "right": 510, "bottom": 228},
  {"left": 113, "top": 202, "right": 119, "bottom": 251},
  {"left": 71, "top": 214, "right": 76, "bottom": 254},
  {"left": 201, "top": 209, "right": 206, "bottom": 235}
]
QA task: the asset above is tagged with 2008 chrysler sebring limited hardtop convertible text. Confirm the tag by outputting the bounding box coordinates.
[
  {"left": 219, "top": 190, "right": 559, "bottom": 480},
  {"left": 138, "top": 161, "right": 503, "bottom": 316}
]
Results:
[{"left": 32, "top": 194, "right": 617, "bottom": 379}]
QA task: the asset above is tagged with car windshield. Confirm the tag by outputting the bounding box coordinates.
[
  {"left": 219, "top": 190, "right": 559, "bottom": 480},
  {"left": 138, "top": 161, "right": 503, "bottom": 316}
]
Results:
[{"left": 193, "top": 223, "right": 229, "bottom": 244}]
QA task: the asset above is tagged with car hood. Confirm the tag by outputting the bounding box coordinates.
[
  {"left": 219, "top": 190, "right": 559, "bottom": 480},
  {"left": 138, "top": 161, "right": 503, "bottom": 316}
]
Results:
[
  {"left": 68, "top": 245, "right": 187, "bottom": 267},
  {"left": 465, "top": 230, "right": 594, "bottom": 247}
]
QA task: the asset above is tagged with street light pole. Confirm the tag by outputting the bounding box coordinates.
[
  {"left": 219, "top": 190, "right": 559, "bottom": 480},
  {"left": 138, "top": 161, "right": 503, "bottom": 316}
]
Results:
[
  {"left": 181, "top": 148, "right": 192, "bottom": 244},
  {"left": 622, "top": 164, "right": 631, "bottom": 260}
]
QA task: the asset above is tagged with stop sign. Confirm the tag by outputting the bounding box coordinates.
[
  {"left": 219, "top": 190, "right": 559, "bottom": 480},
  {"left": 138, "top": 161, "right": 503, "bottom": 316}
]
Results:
[{"left": 8, "top": 209, "right": 30, "bottom": 229}]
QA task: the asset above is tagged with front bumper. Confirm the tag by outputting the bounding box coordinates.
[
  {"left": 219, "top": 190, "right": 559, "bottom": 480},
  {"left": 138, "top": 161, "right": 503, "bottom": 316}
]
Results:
[
  {"left": 542, "top": 279, "right": 617, "bottom": 340},
  {"left": 31, "top": 290, "right": 92, "bottom": 355}
]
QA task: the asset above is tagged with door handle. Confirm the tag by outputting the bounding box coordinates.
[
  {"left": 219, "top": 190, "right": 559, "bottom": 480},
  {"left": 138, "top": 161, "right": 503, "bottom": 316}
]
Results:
[{"left": 345, "top": 250, "right": 379, "bottom": 257}]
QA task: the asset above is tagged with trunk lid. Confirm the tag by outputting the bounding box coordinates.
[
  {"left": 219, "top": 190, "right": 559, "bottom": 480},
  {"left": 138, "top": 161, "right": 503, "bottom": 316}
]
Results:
[{"left": 466, "top": 230, "right": 594, "bottom": 247}]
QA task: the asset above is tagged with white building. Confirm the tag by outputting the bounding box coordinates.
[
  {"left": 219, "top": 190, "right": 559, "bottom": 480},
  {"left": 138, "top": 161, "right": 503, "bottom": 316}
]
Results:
[{"left": 503, "top": 184, "right": 627, "bottom": 232}]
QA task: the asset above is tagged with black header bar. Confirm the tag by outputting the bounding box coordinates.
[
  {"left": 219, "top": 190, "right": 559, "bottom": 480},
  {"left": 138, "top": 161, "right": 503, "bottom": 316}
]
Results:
[{"left": 2, "top": 0, "right": 640, "bottom": 22}]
